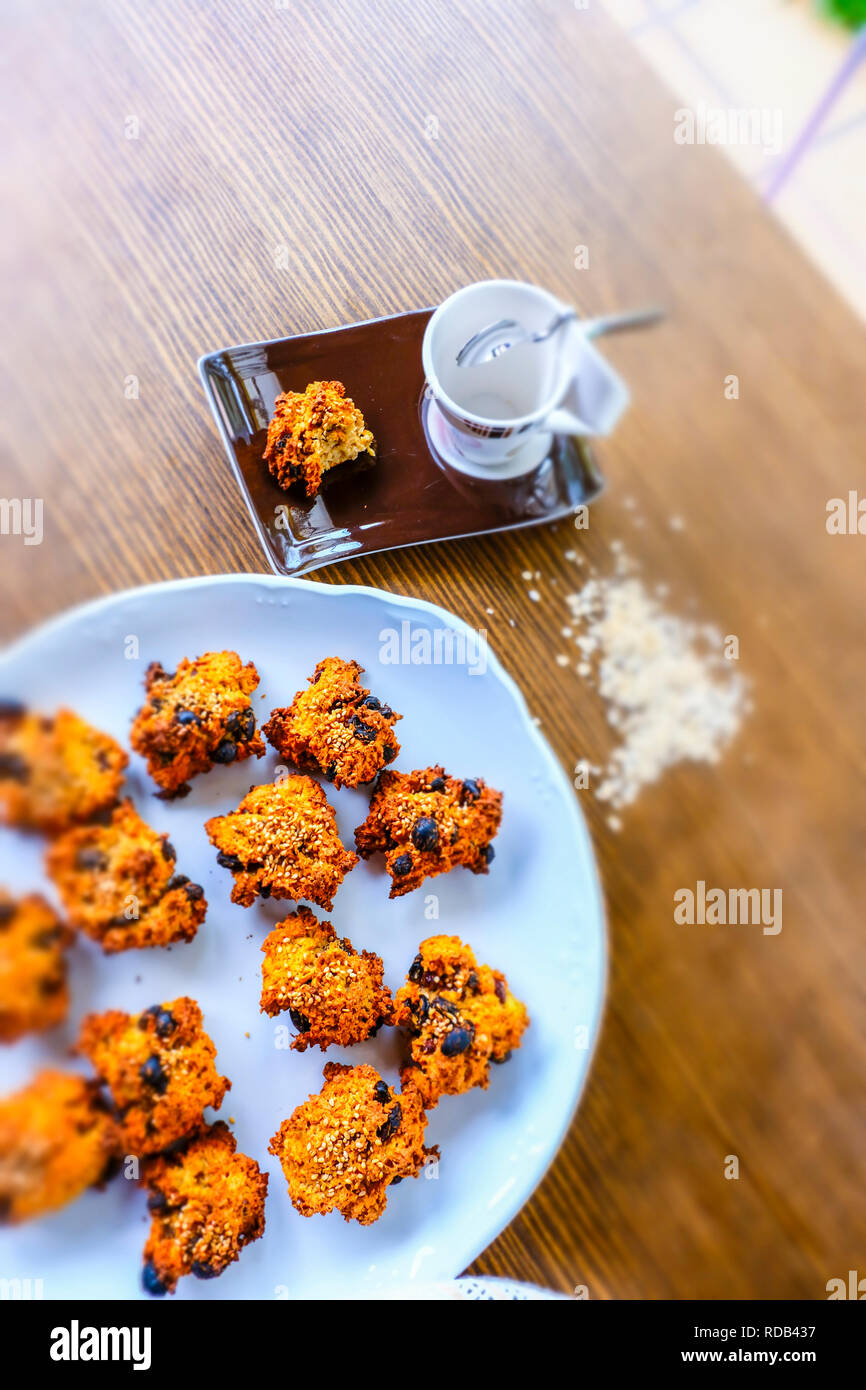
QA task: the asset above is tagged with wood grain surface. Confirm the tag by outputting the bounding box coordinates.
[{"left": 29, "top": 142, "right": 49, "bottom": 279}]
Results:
[{"left": 2, "top": 0, "right": 865, "bottom": 1298}]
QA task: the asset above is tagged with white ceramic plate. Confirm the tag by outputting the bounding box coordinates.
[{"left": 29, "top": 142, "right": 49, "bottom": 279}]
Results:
[{"left": 0, "top": 575, "right": 605, "bottom": 1299}]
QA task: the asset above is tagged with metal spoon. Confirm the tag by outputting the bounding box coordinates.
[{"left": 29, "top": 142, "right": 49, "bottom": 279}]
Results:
[{"left": 456, "top": 305, "right": 664, "bottom": 367}]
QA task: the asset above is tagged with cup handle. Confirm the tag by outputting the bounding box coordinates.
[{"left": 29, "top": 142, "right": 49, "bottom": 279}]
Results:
[{"left": 544, "top": 407, "right": 592, "bottom": 437}]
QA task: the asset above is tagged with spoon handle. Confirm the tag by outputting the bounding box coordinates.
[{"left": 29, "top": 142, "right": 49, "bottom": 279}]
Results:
[{"left": 582, "top": 307, "right": 665, "bottom": 339}]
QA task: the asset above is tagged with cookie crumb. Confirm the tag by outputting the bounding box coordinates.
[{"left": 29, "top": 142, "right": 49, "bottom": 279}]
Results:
[{"left": 565, "top": 550, "right": 748, "bottom": 811}]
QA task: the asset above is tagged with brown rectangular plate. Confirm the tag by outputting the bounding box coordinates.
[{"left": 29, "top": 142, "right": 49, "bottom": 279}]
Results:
[{"left": 198, "top": 308, "right": 604, "bottom": 576}]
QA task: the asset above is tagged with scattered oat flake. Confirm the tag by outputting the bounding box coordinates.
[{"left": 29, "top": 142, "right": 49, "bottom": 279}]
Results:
[
  {"left": 669, "top": 515, "right": 685, "bottom": 531},
  {"left": 555, "top": 654, "right": 570, "bottom": 667},
  {"left": 565, "top": 550, "right": 747, "bottom": 811},
  {"left": 522, "top": 570, "right": 533, "bottom": 581},
  {"left": 528, "top": 589, "right": 540, "bottom": 603}
]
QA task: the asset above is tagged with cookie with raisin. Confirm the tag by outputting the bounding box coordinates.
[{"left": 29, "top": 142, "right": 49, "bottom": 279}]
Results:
[
  {"left": 263, "top": 380, "right": 375, "bottom": 497},
  {"left": 393, "top": 935, "right": 529, "bottom": 1108},
  {"left": 141, "top": 1121, "right": 268, "bottom": 1296},
  {"left": 268, "top": 1062, "right": 433, "bottom": 1225},
  {"left": 263, "top": 657, "right": 400, "bottom": 789},
  {"left": 46, "top": 798, "right": 206, "bottom": 953},
  {"left": 78, "top": 997, "right": 230, "bottom": 1157},
  {"left": 0, "top": 891, "right": 73, "bottom": 1042},
  {"left": 260, "top": 904, "right": 392, "bottom": 1050},
  {"left": 205, "top": 775, "right": 357, "bottom": 911},
  {"left": 0, "top": 1069, "right": 120, "bottom": 1224},
  {"left": 0, "top": 704, "right": 127, "bottom": 834},
  {"left": 355, "top": 766, "right": 501, "bottom": 898},
  {"left": 129, "top": 651, "right": 265, "bottom": 797}
]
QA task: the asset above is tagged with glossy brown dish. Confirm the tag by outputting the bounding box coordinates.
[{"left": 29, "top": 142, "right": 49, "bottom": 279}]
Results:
[{"left": 198, "top": 309, "right": 603, "bottom": 577}]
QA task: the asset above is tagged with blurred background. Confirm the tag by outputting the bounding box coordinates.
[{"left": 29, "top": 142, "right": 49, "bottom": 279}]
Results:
[
  {"left": 1, "top": 0, "right": 864, "bottom": 1299},
  {"left": 606, "top": 0, "right": 866, "bottom": 319}
]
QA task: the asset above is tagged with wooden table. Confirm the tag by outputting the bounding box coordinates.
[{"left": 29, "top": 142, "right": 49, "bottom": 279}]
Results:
[{"left": 2, "top": 0, "right": 864, "bottom": 1298}]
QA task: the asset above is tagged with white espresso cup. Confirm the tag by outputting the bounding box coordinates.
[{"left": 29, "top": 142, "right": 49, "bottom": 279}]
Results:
[{"left": 422, "top": 280, "right": 629, "bottom": 472}]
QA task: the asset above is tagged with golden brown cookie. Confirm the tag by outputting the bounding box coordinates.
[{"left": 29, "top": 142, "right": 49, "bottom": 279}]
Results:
[
  {"left": 77, "top": 997, "right": 230, "bottom": 1157},
  {"left": 46, "top": 798, "right": 206, "bottom": 953},
  {"left": 263, "top": 657, "right": 401, "bottom": 789},
  {"left": 260, "top": 904, "right": 392, "bottom": 1050},
  {"left": 205, "top": 775, "right": 357, "bottom": 910},
  {"left": 268, "top": 1062, "right": 433, "bottom": 1225},
  {"left": 0, "top": 891, "right": 73, "bottom": 1043},
  {"left": 141, "top": 1121, "right": 268, "bottom": 1296},
  {"left": 0, "top": 1069, "right": 121, "bottom": 1224},
  {"left": 393, "top": 935, "right": 529, "bottom": 1108},
  {"left": 263, "top": 380, "right": 375, "bottom": 497},
  {"left": 0, "top": 704, "right": 127, "bottom": 834},
  {"left": 129, "top": 651, "right": 265, "bottom": 797},
  {"left": 355, "top": 766, "right": 502, "bottom": 898}
]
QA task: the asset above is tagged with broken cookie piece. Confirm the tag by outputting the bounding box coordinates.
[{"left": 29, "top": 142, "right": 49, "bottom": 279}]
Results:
[
  {"left": 46, "top": 798, "right": 206, "bottom": 953},
  {"left": 141, "top": 1121, "right": 268, "bottom": 1296},
  {"left": 263, "top": 657, "right": 401, "bottom": 789},
  {"left": 130, "top": 651, "right": 265, "bottom": 797},
  {"left": 78, "top": 997, "right": 230, "bottom": 1157},
  {"left": 260, "top": 904, "right": 392, "bottom": 1050},
  {"left": 263, "top": 380, "right": 375, "bottom": 497},
  {"left": 0, "top": 705, "right": 127, "bottom": 834},
  {"left": 205, "top": 775, "right": 357, "bottom": 911},
  {"left": 355, "top": 765, "right": 502, "bottom": 898}
]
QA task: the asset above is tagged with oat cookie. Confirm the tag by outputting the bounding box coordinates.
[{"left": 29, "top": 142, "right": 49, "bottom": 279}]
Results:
[
  {"left": 263, "top": 657, "right": 400, "bottom": 789},
  {"left": 355, "top": 765, "right": 502, "bottom": 898},
  {"left": 0, "top": 1070, "right": 120, "bottom": 1224},
  {"left": 260, "top": 904, "right": 392, "bottom": 1050},
  {"left": 46, "top": 797, "right": 206, "bottom": 953},
  {"left": 268, "top": 1062, "right": 433, "bottom": 1225},
  {"left": 263, "top": 380, "right": 375, "bottom": 497},
  {"left": 0, "top": 704, "right": 127, "bottom": 834},
  {"left": 205, "top": 775, "right": 357, "bottom": 910},
  {"left": 393, "top": 935, "right": 529, "bottom": 1108},
  {"left": 130, "top": 651, "right": 265, "bottom": 797},
  {"left": 0, "top": 891, "right": 73, "bottom": 1043},
  {"left": 78, "top": 997, "right": 230, "bottom": 1156},
  {"left": 141, "top": 1121, "right": 268, "bottom": 1296}
]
